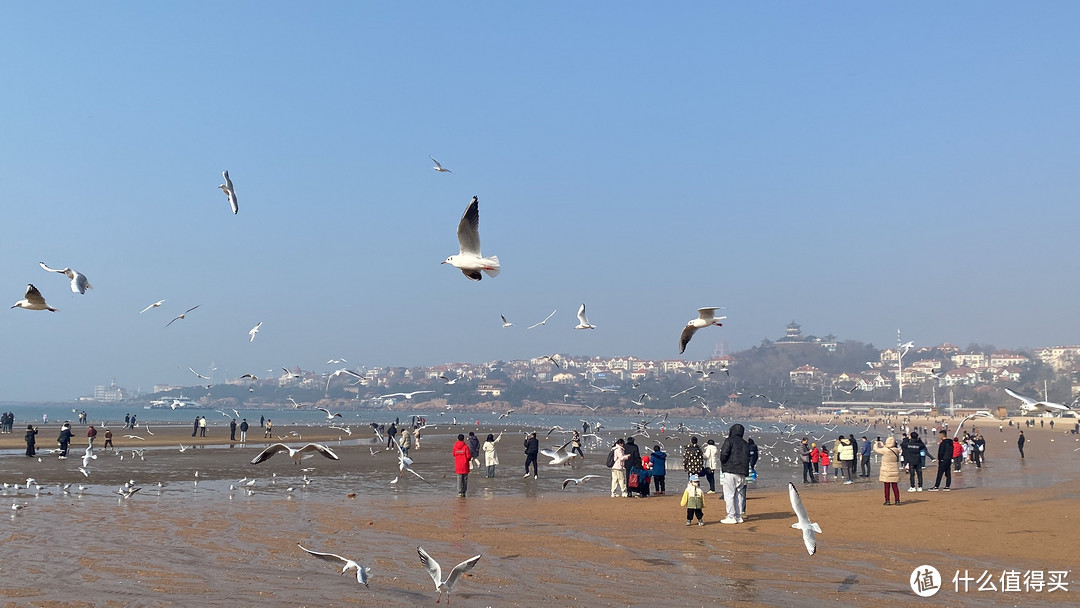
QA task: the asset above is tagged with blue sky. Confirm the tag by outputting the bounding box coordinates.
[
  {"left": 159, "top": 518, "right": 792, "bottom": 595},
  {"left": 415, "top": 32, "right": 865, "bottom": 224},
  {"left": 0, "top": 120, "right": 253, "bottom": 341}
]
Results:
[{"left": 2, "top": 4, "right": 1079, "bottom": 401}]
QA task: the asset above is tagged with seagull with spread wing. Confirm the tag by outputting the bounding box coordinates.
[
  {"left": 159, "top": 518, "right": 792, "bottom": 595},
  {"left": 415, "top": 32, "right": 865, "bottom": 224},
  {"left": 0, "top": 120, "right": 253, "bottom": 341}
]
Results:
[
  {"left": 250, "top": 443, "right": 339, "bottom": 465},
  {"left": 417, "top": 546, "right": 482, "bottom": 605},
  {"left": 39, "top": 262, "right": 92, "bottom": 294},
  {"left": 527, "top": 309, "right": 557, "bottom": 330},
  {"left": 166, "top": 305, "right": 200, "bottom": 327},
  {"left": 789, "top": 482, "right": 821, "bottom": 555},
  {"left": 11, "top": 284, "right": 57, "bottom": 312},
  {"left": 442, "top": 196, "right": 499, "bottom": 281},
  {"left": 678, "top": 307, "right": 726, "bottom": 354},
  {"left": 298, "top": 544, "right": 370, "bottom": 586},
  {"left": 219, "top": 170, "right": 238, "bottom": 214}
]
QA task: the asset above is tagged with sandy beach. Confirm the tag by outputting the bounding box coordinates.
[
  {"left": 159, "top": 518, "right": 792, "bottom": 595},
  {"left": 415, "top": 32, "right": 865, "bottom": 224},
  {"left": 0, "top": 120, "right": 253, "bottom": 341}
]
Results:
[{"left": 0, "top": 417, "right": 1077, "bottom": 607}]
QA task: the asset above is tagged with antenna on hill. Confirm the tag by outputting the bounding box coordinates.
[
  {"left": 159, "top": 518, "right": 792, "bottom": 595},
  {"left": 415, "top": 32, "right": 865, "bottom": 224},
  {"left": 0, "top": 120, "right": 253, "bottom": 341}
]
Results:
[{"left": 712, "top": 340, "right": 726, "bottom": 359}]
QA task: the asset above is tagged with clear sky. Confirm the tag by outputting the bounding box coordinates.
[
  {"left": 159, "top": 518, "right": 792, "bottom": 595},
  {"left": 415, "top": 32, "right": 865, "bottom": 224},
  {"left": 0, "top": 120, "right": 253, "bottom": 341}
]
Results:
[{"left": 2, "top": 4, "right": 1079, "bottom": 401}]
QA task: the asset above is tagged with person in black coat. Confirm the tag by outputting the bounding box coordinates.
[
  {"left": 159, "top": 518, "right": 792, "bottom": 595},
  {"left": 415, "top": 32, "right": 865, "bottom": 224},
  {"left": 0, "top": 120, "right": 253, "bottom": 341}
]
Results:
[
  {"left": 623, "top": 437, "right": 643, "bottom": 497},
  {"left": 523, "top": 432, "right": 539, "bottom": 478},
  {"left": 229, "top": 419, "right": 237, "bottom": 441},
  {"left": 930, "top": 431, "right": 953, "bottom": 490},
  {"left": 24, "top": 425, "right": 37, "bottom": 457},
  {"left": 901, "top": 431, "right": 929, "bottom": 491},
  {"left": 747, "top": 438, "right": 759, "bottom": 479},
  {"left": 719, "top": 423, "right": 750, "bottom": 523},
  {"left": 57, "top": 423, "right": 73, "bottom": 459}
]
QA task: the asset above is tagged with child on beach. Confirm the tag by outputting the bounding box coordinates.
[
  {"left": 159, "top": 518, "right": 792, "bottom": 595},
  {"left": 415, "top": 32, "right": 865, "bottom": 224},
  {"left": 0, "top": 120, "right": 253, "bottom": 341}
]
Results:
[
  {"left": 819, "top": 446, "right": 830, "bottom": 481},
  {"left": 680, "top": 474, "right": 706, "bottom": 526}
]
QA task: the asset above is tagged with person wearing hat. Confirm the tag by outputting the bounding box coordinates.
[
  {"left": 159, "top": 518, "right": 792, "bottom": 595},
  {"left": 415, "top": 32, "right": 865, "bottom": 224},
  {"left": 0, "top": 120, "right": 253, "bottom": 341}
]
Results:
[
  {"left": 680, "top": 474, "right": 706, "bottom": 526},
  {"left": 57, "top": 422, "right": 73, "bottom": 459},
  {"left": 523, "top": 431, "right": 539, "bottom": 479}
]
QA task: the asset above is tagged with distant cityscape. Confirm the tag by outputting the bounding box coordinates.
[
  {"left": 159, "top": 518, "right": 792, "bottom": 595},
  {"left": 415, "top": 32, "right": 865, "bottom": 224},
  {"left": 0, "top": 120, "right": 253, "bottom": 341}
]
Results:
[{"left": 82, "top": 321, "right": 1080, "bottom": 414}]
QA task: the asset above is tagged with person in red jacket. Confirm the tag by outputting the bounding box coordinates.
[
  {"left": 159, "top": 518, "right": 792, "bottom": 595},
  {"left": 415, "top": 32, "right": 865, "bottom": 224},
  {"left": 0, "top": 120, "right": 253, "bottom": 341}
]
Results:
[
  {"left": 453, "top": 434, "right": 471, "bottom": 497},
  {"left": 952, "top": 434, "right": 964, "bottom": 472}
]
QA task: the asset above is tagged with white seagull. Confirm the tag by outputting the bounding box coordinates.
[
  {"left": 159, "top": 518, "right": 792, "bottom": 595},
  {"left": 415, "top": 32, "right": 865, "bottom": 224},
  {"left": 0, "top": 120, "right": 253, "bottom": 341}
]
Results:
[
  {"left": 574, "top": 303, "right": 595, "bottom": 330},
  {"left": 541, "top": 440, "right": 580, "bottom": 466},
  {"left": 139, "top": 299, "right": 166, "bottom": 313},
  {"left": 325, "top": 368, "right": 364, "bottom": 392},
  {"left": 249, "top": 443, "right": 339, "bottom": 465},
  {"left": 679, "top": 307, "right": 726, "bottom": 354},
  {"left": 500, "top": 314, "right": 513, "bottom": 328},
  {"left": 298, "top": 544, "right": 370, "bottom": 586},
  {"left": 788, "top": 482, "right": 821, "bottom": 556},
  {"left": 315, "top": 407, "right": 343, "bottom": 420},
  {"left": 166, "top": 305, "right": 200, "bottom": 327},
  {"left": 390, "top": 437, "right": 430, "bottom": 484},
  {"left": 248, "top": 322, "right": 262, "bottom": 342},
  {"left": 417, "top": 546, "right": 482, "bottom": 605},
  {"left": 219, "top": 170, "right": 238, "bottom": 214},
  {"left": 12, "top": 284, "right": 57, "bottom": 312},
  {"left": 562, "top": 475, "right": 602, "bottom": 490},
  {"left": 527, "top": 309, "right": 557, "bottom": 330},
  {"left": 378, "top": 390, "right": 435, "bottom": 401},
  {"left": 188, "top": 367, "right": 211, "bottom": 381},
  {"left": 442, "top": 196, "right": 500, "bottom": 281},
  {"left": 430, "top": 156, "right": 452, "bottom": 173},
  {"left": 40, "top": 262, "right": 92, "bottom": 294}
]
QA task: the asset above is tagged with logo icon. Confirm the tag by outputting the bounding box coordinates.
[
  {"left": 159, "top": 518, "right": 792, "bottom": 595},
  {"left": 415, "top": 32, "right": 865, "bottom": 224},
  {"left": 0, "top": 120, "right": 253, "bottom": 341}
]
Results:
[{"left": 911, "top": 565, "right": 942, "bottom": 597}]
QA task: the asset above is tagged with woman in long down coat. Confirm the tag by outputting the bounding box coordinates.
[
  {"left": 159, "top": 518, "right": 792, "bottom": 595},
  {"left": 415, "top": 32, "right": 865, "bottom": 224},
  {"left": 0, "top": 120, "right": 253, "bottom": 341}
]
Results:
[
  {"left": 874, "top": 436, "right": 902, "bottom": 506},
  {"left": 24, "top": 425, "right": 37, "bottom": 457}
]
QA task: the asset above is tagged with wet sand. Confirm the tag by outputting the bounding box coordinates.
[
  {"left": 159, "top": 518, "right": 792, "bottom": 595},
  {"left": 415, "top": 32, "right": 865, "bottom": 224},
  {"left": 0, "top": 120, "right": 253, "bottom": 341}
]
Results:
[{"left": 1, "top": 421, "right": 1078, "bottom": 606}]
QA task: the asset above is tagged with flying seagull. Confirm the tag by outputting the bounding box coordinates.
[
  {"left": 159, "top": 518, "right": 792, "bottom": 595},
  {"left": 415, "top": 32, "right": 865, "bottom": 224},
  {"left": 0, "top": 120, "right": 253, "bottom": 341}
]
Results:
[
  {"left": 39, "top": 262, "right": 92, "bottom": 294},
  {"left": 562, "top": 475, "right": 602, "bottom": 489},
  {"left": 298, "top": 544, "right": 370, "bottom": 586},
  {"left": 188, "top": 367, "right": 211, "bottom": 381},
  {"left": 527, "top": 309, "right": 557, "bottom": 330},
  {"left": 166, "top": 305, "right": 200, "bottom": 327},
  {"left": 500, "top": 314, "right": 513, "bottom": 328},
  {"left": 248, "top": 322, "right": 262, "bottom": 342},
  {"left": 11, "top": 284, "right": 57, "bottom": 312},
  {"left": 679, "top": 307, "right": 726, "bottom": 354},
  {"left": 326, "top": 368, "right": 364, "bottom": 392},
  {"left": 219, "top": 170, "right": 238, "bottom": 214},
  {"left": 379, "top": 390, "right": 435, "bottom": 400},
  {"left": 417, "top": 546, "right": 482, "bottom": 605},
  {"left": 250, "top": 443, "right": 339, "bottom": 465},
  {"left": 315, "top": 407, "right": 343, "bottom": 420},
  {"left": 574, "top": 303, "right": 595, "bottom": 330},
  {"left": 139, "top": 299, "right": 166, "bottom": 313},
  {"left": 442, "top": 196, "right": 500, "bottom": 281},
  {"left": 788, "top": 482, "right": 821, "bottom": 556},
  {"left": 540, "top": 440, "right": 580, "bottom": 466},
  {"left": 430, "top": 156, "right": 452, "bottom": 173}
]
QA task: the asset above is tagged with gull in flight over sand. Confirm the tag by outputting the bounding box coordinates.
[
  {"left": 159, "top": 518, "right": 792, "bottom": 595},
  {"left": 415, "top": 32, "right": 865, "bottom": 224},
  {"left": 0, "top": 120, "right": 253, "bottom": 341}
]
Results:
[
  {"left": 527, "top": 309, "right": 557, "bottom": 330},
  {"left": 219, "top": 170, "right": 238, "bottom": 215},
  {"left": 11, "top": 284, "right": 57, "bottom": 312},
  {"left": 679, "top": 307, "right": 726, "bottom": 354},
  {"left": 541, "top": 441, "right": 580, "bottom": 466},
  {"left": 500, "top": 314, "right": 513, "bottom": 328},
  {"left": 139, "top": 299, "right": 165, "bottom": 313},
  {"left": 430, "top": 156, "right": 452, "bottom": 173},
  {"left": 250, "top": 443, "right": 339, "bottom": 465},
  {"left": 574, "top": 303, "right": 595, "bottom": 330},
  {"left": 326, "top": 368, "right": 364, "bottom": 392},
  {"left": 788, "top": 482, "right": 821, "bottom": 556},
  {"left": 315, "top": 407, "right": 343, "bottom": 420},
  {"left": 248, "top": 322, "right": 262, "bottom": 342},
  {"left": 442, "top": 196, "right": 500, "bottom": 281},
  {"left": 390, "top": 437, "right": 430, "bottom": 485},
  {"left": 166, "top": 305, "right": 200, "bottom": 327},
  {"left": 39, "top": 262, "right": 92, "bottom": 294},
  {"left": 417, "top": 546, "right": 482, "bottom": 605},
  {"left": 379, "top": 390, "right": 435, "bottom": 400},
  {"left": 298, "top": 544, "right": 370, "bottom": 586},
  {"left": 562, "top": 475, "right": 602, "bottom": 490}
]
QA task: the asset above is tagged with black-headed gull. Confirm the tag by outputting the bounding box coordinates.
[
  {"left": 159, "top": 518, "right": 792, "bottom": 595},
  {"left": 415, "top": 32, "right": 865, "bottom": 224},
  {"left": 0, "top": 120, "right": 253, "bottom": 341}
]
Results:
[
  {"left": 39, "top": 262, "right": 92, "bottom": 294},
  {"left": 219, "top": 170, "right": 238, "bottom": 214},
  {"left": 315, "top": 407, "right": 343, "bottom": 420},
  {"left": 166, "top": 305, "right": 200, "bottom": 327},
  {"left": 678, "top": 307, "right": 726, "bottom": 354},
  {"left": 139, "top": 299, "right": 166, "bottom": 313},
  {"left": 541, "top": 440, "right": 579, "bottom": 466},
  {"left": 417, "top": 546, "right": 482, "bottom": 605},
  {"left": 249, "top": 443, "right": 339, "bottom": 465},
  {"left": 561, "top": 475, "right": 602, "bottom": 489},
  {"left": 442, "top": 196, "right": 500, "bottom": 281},
  {"left": 574, "top": 303, "right": 595, "bottom": 330},
  {"left": 11, "top": 284, "right": 57, "bottom": 312},
  {"left": 298, "top": 544, "right": 370, "bottom": 586},
  {"left": 430, "top": 156, "right": 452, "bottom": 173},
  {"left": 500, "top": 314, "right": 513, "bottom": 328},
  {"left": 248, "top": 322, "right": 262, "bottom": 342},
  {"left": 788, "top": 482, "right": 821, "bottom": 555},
  {"left": 325, "top": 368, "right": 363, "bottom": 392},
  {"left": 527, "top": 309, "right": 557, "bottom": 330}
]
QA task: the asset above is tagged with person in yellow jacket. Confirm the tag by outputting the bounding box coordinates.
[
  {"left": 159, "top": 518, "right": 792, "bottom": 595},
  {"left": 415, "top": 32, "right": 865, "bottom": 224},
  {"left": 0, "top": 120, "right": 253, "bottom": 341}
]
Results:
[{"left": 680, "top": 474, "right": 706, "bottom": 526}]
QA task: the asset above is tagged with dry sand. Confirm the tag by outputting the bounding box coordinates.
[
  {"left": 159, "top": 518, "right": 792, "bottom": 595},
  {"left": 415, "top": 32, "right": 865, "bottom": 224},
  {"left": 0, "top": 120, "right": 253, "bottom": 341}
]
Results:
[{"left": 0, "top": 420, "right": 1077, "bottom": 607}]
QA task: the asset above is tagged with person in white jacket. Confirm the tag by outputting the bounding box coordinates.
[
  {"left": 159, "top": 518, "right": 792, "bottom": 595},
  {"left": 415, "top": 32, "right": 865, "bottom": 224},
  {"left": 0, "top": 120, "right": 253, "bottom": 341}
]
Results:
[
  {"left": 610, "top": 439, "right": 629, "bottom": 497},
  {"left": 702, "top": 439, "right": 720, "bottom": 494},
  {"left": 482, "top": 433, "right": 502, "bottom": 478}
]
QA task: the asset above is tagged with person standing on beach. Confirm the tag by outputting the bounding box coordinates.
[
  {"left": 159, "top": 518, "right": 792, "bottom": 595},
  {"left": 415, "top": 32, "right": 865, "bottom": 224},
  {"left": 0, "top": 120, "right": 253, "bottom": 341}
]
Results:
[
  {"left": 819, "top": 446, "right": 831, "bottom": 481},
  {"left": 623, "top": 437, "right": 642, "bottom": 496},
  {"left": 130, "top": 414, "right": 136, "bottom": 428},
  {"left": 386, "top": 422, "right": 398, "bottom": 450},
  {"left": 264, "top": 419, "right": 273, "bottom": 438},
  {"left": 199, "top": 416, "right": 207, "bottom": 437},
  {"left": 523, "top": 431, "right": 539, "bottom": 479},
  {"left": 239, "top": 419, "right": 249, "bottom": 442},
  {"left": 901, "top": 432, "right": 928, "bottom": 492},
  {"left": 467, "top": 432, "right": 481, "bottom": 470},
  {"left": 860, "top": 436, "right": 872, "bottom": 477},
  {"left": 747, "top": 438, "right": 759, "bottom": 481},
  {"left": 87, "top": 424, "right": 97, "bottom": 448},
  {"left": 609, "top": 438, "right": 629, "bottom": 497},
  {"left": 800, "top": 438, "right": 815, "bottom": 483},
  {"left": 973, "top": 433, "right": 985, "bottom": 468},
  {"left": 57, "top": 422, "right": 73, "bottom": 459},
  {"left": 680, "top": 474, "right": 706, "bottom": 526},
  {"left": 874, "top": 436, "right": 901, "bottom": 505},
  {"left": 570, "top": 430, "right": 584, "bottom": 459},
  {"left": 229, "top": 419, "right": 237, "bottom": 441},
  {"left": 718, "top": 423, "right": 750, "bottom": 524},
  {"left": 810, "top": 442, "right": 821, "bottom": 476},
  {"left": 1017, "top": 430, "right": 1025, "bottom": 459},
  {"left": 24, "top": 424, "right": 38, "bottom": 457},
  {"left": 482, "top": 432, "right": 501, "bottom": 477},
  {"left": 930, "top": 431, "right": 953, "bottom": 491},
  {"left": 702, "top": 439, "right": 719, "bottom": 494},
  {"left": 837, "top": 435, "right": 855, "bottom": 484},
  {"left": 103, "top": 428, "right": 113, "bottom": 451},
  {"left": 191, "top": 416, "right": 199, "bottom": 438},
  {"left": 124, "top": 414, "right": 130, "bottom": 429},
  {"left": 683, "top": 436, "right": 704, "bottom": 480},
  {"left": 453, "top": 434, "right": 470, "bottom": 497},
  {"left": 399, "top": 425, "right": 412, "bottom": 456},
  {"left": 651, "top": 444, "right": 667, "bottom": 495}
]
